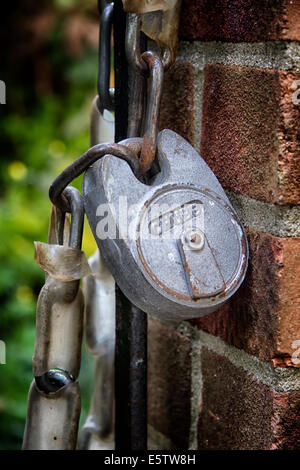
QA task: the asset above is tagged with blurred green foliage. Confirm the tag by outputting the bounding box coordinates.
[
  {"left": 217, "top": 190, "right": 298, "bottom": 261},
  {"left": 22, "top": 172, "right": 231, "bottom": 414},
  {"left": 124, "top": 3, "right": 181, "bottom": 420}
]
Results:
[{"left": 0, "top": 0, "right": 100, "bottom": 449}]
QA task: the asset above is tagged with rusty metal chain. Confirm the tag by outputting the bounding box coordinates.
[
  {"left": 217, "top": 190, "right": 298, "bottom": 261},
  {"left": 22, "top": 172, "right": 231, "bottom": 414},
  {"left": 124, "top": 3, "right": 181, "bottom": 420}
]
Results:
[
  {"left": 78, "top": 249, "right": 116, "bottom": 450},
  {"left": 126, "top": 13, "right": 172, "bottom": 72},
  {"left": 23, "top": 187, "right": 90, "bottom": 450}
]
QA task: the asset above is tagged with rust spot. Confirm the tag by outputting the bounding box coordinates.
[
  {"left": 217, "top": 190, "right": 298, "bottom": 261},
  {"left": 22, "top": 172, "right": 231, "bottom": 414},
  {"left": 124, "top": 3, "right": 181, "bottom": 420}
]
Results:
[{"left": 140, "top": 134, "right": 155, "bottom": 175}]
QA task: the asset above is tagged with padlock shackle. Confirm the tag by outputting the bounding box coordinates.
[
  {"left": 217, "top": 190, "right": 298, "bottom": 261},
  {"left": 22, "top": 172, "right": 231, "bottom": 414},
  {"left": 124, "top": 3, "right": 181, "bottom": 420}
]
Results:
[{"left": 49, "top": 142, "right": 140, "bottom": 213}]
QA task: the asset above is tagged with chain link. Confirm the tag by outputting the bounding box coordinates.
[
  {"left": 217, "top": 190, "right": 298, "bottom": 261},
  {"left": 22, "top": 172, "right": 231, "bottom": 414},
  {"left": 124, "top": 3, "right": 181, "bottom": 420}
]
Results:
[
  {"left": 78, "top": 250, "right": 115, "bottom": 449},
  {"left": 22, "top": 188, "right": 88, "bottom": 449},
  {"left": 139, "top": 50, "right": 163, "bottom": 174},
  {"left": 126, "top": 13, "right": 172, "bottom": 72}
]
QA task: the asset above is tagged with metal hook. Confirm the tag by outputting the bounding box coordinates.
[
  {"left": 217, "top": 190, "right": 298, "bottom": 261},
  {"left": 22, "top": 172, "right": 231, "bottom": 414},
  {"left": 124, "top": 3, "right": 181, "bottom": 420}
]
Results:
[
  {"left": 139, "top": 51, "right": 164, "bottom": 175},
  {"left": 125, "top": 13, "right": 171, "bottom": 73}
]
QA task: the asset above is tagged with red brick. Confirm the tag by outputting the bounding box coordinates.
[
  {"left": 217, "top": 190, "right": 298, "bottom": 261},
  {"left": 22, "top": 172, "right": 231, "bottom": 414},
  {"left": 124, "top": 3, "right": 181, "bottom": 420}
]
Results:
[
  {"left": 198, "top": 348, "right": 300, "bottom": 450},
  {"left": 148, "top": 317, "right": 193, "bottom": 449},
  {"left": 285, "top": 0, "right": 300, "bottom": 40},
  {"left": 192, "top": 229, "right": 300, "bottom": 367},
  {"left": 200, "top": 64, "right": 300, "bottom": 204},
  {"left": 278, "top": 72, "right": 300, "bottom": 204},
  {"left": 180, "top": 0, "right": 300, "bottom": 42},
  {"left": 272, "top": 390, "right": 300, "bottom": 448},
  {"left": 158, "top": 61, "right": 194, "bottom": 146}
]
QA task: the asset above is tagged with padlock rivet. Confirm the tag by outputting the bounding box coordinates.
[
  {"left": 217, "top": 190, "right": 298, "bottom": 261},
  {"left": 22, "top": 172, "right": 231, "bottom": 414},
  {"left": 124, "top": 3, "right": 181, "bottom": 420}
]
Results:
[
  {"left": 190, "top": 233, "right": 201, "bottom": 244},
  {"left": 184, "top": 230, "right": 205, "bottom": 251}
]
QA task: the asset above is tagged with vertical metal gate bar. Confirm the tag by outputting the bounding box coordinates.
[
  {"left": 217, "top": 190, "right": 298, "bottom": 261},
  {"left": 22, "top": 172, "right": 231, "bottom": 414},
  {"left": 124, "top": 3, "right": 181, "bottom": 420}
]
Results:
[
  {"left": 113, "top": 0, "right": 147, "bottom": 451},
  {"left": 113, "top": 0, "right": 128, "bottom": 143}
]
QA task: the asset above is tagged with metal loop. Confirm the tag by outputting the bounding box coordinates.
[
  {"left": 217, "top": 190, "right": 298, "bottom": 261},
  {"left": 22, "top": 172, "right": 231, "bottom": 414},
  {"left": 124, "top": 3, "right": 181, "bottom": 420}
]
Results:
[
  {"left": 64, "top": 187, "right": 85, "bottom": 250},
  {"left": 49, "top": 142, "right": 141, "bottom": 213},
  {"left": 55, "top": 187, "right": 84, "bottom": 250},
  {"left": 139, "top": 51, "right": 164, "bottom": 174},
  {"left": 35, "top": 369, "right": 74, "bottom": 395},
  {"left": 22, "top": 380, "right": 81, "bottom": 449},
  {"left": 98, "top": 2, "right": 115, "bottom": 112},
  {"left": 126, "top": 13, "right": 172, "bottom": 73}
]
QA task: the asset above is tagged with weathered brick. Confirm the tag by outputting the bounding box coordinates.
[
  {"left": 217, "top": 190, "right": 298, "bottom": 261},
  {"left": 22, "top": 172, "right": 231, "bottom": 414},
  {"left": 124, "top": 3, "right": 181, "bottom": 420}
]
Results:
[
  {"left": 200, "top": 64, "right": 300, "bottom": 204},
  {"left": 192, "top": 229, "right": 300, "bottom": 367},
  {"left": 158, "top": 61, "right": 194, "bottom": 146},
  {"left": 148, "top": 317, "right": 193, "bottom": 449},
  {"left": 180, "top": 0, "right": 300, "bottom": 42},
  {"left": 277, "top": 72, "right": 300, "bottom": 204},
  {"left": 198, "top": 348, "right": 300, "bottom": 450},
  {"left": 272, "top": 390, "right": 300, "bottom": 448}
]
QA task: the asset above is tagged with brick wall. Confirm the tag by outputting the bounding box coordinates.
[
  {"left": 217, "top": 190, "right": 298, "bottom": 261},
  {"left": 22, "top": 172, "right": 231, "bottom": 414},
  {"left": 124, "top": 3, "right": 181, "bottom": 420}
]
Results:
[{"left": 149, "top": 0, "right": 300, "bottom": 450}]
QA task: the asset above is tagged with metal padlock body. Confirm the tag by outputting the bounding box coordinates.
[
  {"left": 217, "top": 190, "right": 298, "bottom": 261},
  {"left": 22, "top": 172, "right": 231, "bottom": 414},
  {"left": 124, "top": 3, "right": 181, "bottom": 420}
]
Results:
[{"left": 83, "top": 130, "right": 248, "bottom": 321}]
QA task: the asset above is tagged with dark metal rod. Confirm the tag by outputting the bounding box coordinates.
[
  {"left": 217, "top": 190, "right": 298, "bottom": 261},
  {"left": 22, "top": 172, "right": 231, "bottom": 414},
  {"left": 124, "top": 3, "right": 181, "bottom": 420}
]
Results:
[
  {"left": 115, "top": 293, "right": 147, "bottom": 450},
  {"left": 113, "top": 0, "right": 128, "bottom": 143},
  {"left": 129, "top": 304, "right": 147, "bottom": 449},
  {"left": 113, "top": 0, "right": 147, "bottom": 451},
  {"left": 127, "top": 31, "right": 147, "bottom": 139},
  {"left": 98, "top": 2, "right": 114, "bottom": 112},
  {"left": 127, "top": 67, "right": 145, "bottom": 139}
]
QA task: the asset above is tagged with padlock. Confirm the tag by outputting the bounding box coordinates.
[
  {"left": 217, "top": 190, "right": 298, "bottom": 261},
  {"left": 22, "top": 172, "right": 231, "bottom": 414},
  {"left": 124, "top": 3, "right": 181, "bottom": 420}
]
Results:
[{"left": 82, "top": 129, "right": 248, "bottom": 321}]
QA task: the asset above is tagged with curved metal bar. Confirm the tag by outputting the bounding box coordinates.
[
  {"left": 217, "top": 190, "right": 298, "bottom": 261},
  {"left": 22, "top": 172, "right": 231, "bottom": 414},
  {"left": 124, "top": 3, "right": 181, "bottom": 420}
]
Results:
[
  {"left": 49, "top": 142, "right": 140, "bottom": 213},
  {"left": 126, "top": 13, "right": 171, "bottom": 73},
  {"left": 63, "top": 186, "right": 85, "bottom": 250},
  {"left": 126, "top": 13, "right": 148, "bottom": 73},
  {"left": 139, "top": 51, "right": 164, "bottom": 174},
  {"left": 54, "top": 187, "right": 84, "bottom": 250},
  {"left": 98, "top": 2, "right": 115, "bottom": 112}
]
